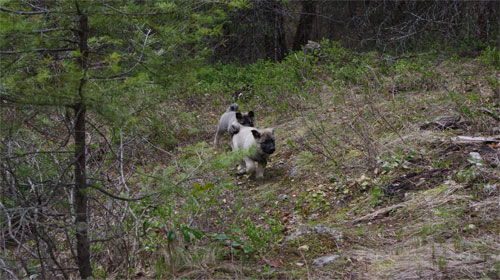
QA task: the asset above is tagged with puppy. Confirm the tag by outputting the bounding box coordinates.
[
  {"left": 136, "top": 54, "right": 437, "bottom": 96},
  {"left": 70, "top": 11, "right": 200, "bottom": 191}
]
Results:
[
  {"left": 231, "top": 123, "right": 275, "bottom": 179},
  {"left": 303, "top": 40, "right": 321, "bottom": 63},
  {"left": 214, "top": 104, "right": 254, "bottom": 148}
]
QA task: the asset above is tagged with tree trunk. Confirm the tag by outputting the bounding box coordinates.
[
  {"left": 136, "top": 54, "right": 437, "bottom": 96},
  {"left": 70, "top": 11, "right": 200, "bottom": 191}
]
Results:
[
  {"left": 262, "top": 0, "right": 287, "bottom": 61},
  {"left": 74, "top": 103, "right": 91, "bottom": 279},
  {"left": 292, "top": 1, "right": 316, "bottom": 51},
  {"left": 348, "top": 1, "right": 357, "bottom": 18},
  {"left": 477, "top": 1, "right": 487, "bottom": 42},
  {"left": 74, "top": 6, "right": 92, "bottom": 279}
]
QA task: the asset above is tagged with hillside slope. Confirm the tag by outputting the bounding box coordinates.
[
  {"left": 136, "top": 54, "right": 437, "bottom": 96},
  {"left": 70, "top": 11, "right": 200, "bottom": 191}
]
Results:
[{"left": 165, "top": 53, "right": 500, "bottom": 280}]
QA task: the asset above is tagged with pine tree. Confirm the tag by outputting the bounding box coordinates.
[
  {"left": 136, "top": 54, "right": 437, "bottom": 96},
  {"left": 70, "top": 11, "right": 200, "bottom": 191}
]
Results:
[{"left": 1, "top": 1, "right": 228, "bottom": 278}]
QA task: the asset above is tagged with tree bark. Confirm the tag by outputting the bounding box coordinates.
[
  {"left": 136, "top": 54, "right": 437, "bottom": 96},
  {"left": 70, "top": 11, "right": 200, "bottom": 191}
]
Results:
[
  {"left": 262, "top": 0, "right": 287, "bottom": 61},
  {"left": 477, "top": 1, "right": 487, "bottom": 42},
  {"left": 74, "top": 103, "right": 91, "bottom": 279},
  {"left": 292, "top": 1, "right": 316, "bottom": 51},
  {"left": 74, "top": 6, "right": 92, "bottom": 279}
]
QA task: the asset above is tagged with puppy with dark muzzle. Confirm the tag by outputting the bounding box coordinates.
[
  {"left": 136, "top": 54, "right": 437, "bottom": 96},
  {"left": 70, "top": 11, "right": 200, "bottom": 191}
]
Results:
[
  {"left": 214, "top": 104, "right": 254, "bottom": 148},
  {"left": 231, "top": 123, "right": 275, "bottom": 179}
]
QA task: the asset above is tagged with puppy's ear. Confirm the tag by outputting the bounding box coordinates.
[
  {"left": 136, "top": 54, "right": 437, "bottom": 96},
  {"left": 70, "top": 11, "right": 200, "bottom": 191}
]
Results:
[
  {"left": 251, "top": 129, "right": 261, "bottom": 139},
  {"left": 248, "top": 111, "right": 254, "bottom": 118},
  {"left": 269, "top": 127, "right": 274, "bottom": 134},
  {"left": 236, "top": 112, "right": 242, "bottom": 120}
]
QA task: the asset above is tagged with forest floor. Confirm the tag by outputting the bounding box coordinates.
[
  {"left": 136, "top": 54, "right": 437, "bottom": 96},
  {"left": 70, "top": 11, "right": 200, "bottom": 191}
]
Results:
[
  {"left": 200, "top": 58, "right": 499, "bottom": 280},
  {"left": 134, "top": 55, "right": 499, "bottom": 280}
]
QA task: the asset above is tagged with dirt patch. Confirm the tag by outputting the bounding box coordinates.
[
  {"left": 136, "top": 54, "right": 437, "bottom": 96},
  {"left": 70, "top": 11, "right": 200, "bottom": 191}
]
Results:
[
  {"left": 420, "top": 115, "right": 471, "bottom": 131},
  {"left": 438, "top": 142, "right": 500, "bottom": 168},
  {"left": 383, "top": 141, "right": 500, "bottom": 199},
  {"left": 382, "top": 168, "right": 450, "bottom": 199}
]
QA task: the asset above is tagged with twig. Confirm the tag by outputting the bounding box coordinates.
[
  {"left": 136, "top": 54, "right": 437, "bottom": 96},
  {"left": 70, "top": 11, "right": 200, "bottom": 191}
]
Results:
[
  {"left": 297, "top": 241, "right": 311, "bottom": 280},
  {"left": 85, "top": 120, "right": 119, "bottom": 161},
  {"left": 0, "top": 202, "right": 38, "bottom": 259},
  {"left": 142, "top": 137, "right": 174, "bottom": 156},
  {"left": 89, "top": 184, "right": 156, "bottom": 201},
  {"left": 90, "top": 28, "right": 151, "bottom": 80},
  {"left": 477, "top": 107, "right": 500, "bottom": 122},
  {"left": 119, "top": 129, "right": 129, "bottom": 192},
  {"left": 0, "top": 258, "right": 17, "bottom": 279},
  {"left": 1, "top": 150, "right": 73, "bottom": 160}
]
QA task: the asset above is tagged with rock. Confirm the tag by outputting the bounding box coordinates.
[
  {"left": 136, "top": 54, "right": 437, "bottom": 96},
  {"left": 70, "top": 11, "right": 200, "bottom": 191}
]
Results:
[
  {"left": 466, "top": 224, "right": 475, "bottom": 230},
  {"left": 278, "top": 194, "right": 289, "bottom": 201},
  {"left": 309, "top": 213, "right": 319, "bottom": 220},
  {"left": 285, "top": 224, "right": 342, "bottom": 241},
  {"left": 355, "top": 174, "right": 370, "bottom": 183},
  {"left": 484, "top": 184, "right": 497, "bottom": 192},
  {"left": 468, "top": 152, "right": 484, "bottom": 166},
  {"left": 298, "top": 245, "right": 309, "bottom": 251},
  {"left": 288, "top": 167, "right": 300, "bottom": 177},
  {"left": 312, "top": 254, "right": 340, "bottom": 266}
]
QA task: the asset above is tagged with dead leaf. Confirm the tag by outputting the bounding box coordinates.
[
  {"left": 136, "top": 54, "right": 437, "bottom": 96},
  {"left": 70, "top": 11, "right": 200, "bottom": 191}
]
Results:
[
  {"left": 263, "top": 258, "right": 285, "bottom": 268},
  {"left": 488, "top": 142, "right": 499, "bottom": 149}
]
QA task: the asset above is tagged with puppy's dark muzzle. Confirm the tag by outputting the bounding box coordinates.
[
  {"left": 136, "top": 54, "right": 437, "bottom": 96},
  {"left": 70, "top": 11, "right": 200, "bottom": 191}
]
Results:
[
  {"left": 264, "top": 147, "right": 275, "bottom": 154},
  {"left": 241, "top": 121, "right": 254, "bottom": 127}
]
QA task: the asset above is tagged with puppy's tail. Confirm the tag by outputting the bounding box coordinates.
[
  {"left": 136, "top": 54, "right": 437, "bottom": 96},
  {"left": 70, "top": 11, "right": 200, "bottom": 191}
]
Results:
[
  {"left": 229, "top": 122, "right": 241, "bottom": 137},
  {"left": 226, "top": 103, "right": 238, "bottom": 112}
]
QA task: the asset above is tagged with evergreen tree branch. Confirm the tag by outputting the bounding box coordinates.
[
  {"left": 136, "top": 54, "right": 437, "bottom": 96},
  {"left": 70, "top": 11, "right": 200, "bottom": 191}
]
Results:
[
  {"left": 103, "top": 3, "right": 158, "bottom": 15},
  {"left": 90, "top": 29, "right": 151, "bottom": 80}
]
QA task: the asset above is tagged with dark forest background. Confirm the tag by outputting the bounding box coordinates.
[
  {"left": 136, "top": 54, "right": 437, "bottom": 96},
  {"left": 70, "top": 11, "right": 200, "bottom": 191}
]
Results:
[{"left": 214, "top": 0, "right": 499, "bottom": 63}]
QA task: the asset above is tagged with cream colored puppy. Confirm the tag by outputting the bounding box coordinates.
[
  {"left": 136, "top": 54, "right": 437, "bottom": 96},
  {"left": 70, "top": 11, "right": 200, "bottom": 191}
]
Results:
[
  {"left": 231, "top": 124, "right": 275, "bottom": 179},
  {"left": 214, "top": 104, "right": 255, "bottom": 148}
]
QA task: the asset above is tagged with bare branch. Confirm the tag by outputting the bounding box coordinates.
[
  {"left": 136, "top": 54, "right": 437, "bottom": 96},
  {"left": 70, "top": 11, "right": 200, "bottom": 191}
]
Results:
[
  {"left": 0, "top": 48, "right": 76, "bottom": 55},
  {"left": 31, "top": 28, "right": 64, "bottom": 33},
  {"left": 89, "top": 183, "right": 156, "bottom": 201},
  {"left": 477, "top": 107, "right": 500, "bottom": 122},
  {"left": 1, "top": 151, "right": 73, "bottom": 160},
  {"left": 0, "top": 6, "right": 49, "bottom": 15}
]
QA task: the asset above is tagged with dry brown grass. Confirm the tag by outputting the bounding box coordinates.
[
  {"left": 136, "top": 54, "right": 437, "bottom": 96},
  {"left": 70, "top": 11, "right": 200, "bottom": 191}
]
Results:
[
  {"left": 346, "top": 179, "right": 499, "bottom": 279},
  {"left": 352, "top": 236, "right": 499, "bottom": 280}
]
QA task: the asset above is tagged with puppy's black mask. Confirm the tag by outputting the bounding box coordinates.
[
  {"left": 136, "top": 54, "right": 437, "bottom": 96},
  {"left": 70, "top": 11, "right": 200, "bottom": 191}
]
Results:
[
  {"left": 260, "top": 139, "right": 275, "bottom": 154},
  {"left": 236, "top": 111, "right": 254, "bottom": 127},
  {"left": 251, "top": 129, "right": 276, "bottom": 155}
]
